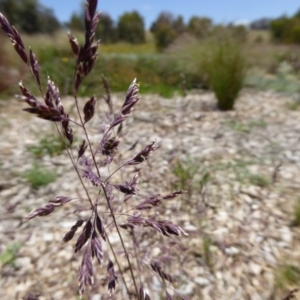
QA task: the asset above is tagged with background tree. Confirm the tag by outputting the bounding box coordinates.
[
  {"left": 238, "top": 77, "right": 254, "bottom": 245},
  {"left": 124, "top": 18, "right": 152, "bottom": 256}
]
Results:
[
  {"left": 290, "top": 9, "right": 300, "bottom": 43},
  {"left": 294, "top": 8, "right": 300, "bottom": 20},
  {"left": 250, "top": 18, "right": 271, "bottom": 30},
  {"left": 68, "top": 12, "right": 85, "bottom": 31},
  {"left": 68, "top": 1, "right": 85, "bottom": 31},
  {"left": 96, "top": 13, "right": 118, "bottom": 43},
  {"left": 172, "top": 15, "right": 185, "bottom": 35},
  {"left": 187, "top": 16, "right": 212, "bottom": 39},
  {"left": 287, "top": 18, "right": 300, "bottom": 43},
  {"left": 117, "top": 11, "right": 145, "bottom": 44},
  {"left": 37, "top": 6, "right": 60, "bottom": 33},
  {"left": 19, "top": 0, "right": 40, "bottom": 33},
  {"left": 150, "top": 12, "right": 185, "bottom": 50},
  {"left": 0, "top": 0, "right": 60, "bottom": 34},
  {"left": 226, "top": 24, "right": 248, "bottom": 43},
  {"left": 0, "top": 0, "right": 20, "bottom": 25},
  {"left": 270, "top": 8, "right": 300, "bottom": 44},
  {"left": 270, "top": 16, "right": 290, "bottom": 42}
]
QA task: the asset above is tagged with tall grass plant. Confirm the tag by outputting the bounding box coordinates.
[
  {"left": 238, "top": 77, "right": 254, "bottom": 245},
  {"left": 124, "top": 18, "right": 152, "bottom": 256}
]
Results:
[
  {"left": 204, "top": 36, "right": 246, "bottom": 110},
  {"left": 0, "top": 2, "right": 188, "bottom": 298}
]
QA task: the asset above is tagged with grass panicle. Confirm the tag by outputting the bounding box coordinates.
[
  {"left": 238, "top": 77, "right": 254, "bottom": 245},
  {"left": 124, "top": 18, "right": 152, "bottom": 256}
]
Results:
[{"left": 0, "top": 0, "right": 188, "bottom": 298}]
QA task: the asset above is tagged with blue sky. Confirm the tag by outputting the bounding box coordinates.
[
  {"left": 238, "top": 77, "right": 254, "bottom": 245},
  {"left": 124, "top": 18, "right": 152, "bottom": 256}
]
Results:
[{"left": 40, "top": 0, "right": 300, "bottom": 28}]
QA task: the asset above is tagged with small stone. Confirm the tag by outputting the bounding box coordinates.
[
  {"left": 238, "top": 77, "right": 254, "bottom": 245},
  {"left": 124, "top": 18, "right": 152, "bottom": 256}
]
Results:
[
  {"left": 43, "top": 233, "right": 54, "bottom": 242},
  {"left": 195, "top": 276, "right": 210, "bottom": 286},
  {"left": 91, "top": 294, "right": 101, "bottom": 300},
  {"left": 224, "top": 247, "right": 240, "bottom": 256},
  {"left": 279, "top": 226, "right": 292, "bottom": 244},
  {"left": 184, "top": 223, "right": 198, "bottom": 232},
  {"left": 177, "top": 281, "right": 195, "bottom": 295},
  {"left": 15, "top": 257, "right": 32, "bottom": 269},
  {"left": 248, "top": 262, "right": 262, "bottom": 275}
]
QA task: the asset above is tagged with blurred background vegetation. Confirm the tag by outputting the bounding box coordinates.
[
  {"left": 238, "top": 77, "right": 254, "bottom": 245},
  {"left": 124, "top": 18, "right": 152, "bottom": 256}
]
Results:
[{"left": 1, "top": 0, "right": 300, "bottom": 106}]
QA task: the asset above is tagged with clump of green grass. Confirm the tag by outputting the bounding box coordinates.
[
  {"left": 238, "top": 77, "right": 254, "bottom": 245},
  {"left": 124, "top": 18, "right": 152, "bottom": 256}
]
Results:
[
  {"left": 0, "top": 242, "right": 22, "bottom": 268},
  {"left": 212, "top": 158, "right": 269, "bottom": 186},
  {"left": 172, "top": 158, "right": 198, "bottom": 196},
  {"left": 287, "top": 97, "right": 300, "bottom": 110},
  {"left": 227, "top": 120, "right": 252, "bottom": 133},
  {"left": 172, "top": 158, "right": 210, "bottom": 200},
  {"left": 140, "top": 82, "right": 181, "bottom": 98},
  {"left": 287, "top": 101, "right": 300, "bottom": 110},
  {"left": 248, "top": 119, "right": 268, "bottom": 129},
  {"left": 249, "top": 174, "right": 270, "bottom": 187},
  {"left": 202, "top": 236, "right": 213, "bottom": 267},
  {"left": 22, "top": 163, "right": 57, "bottom": 189},
  {"left": 275, "top": 264, "right": 300, "bottom": 288},
  {"left": 227, "top": 119, "right": 268, "bottom": 133},
  {"left": 205, "top": 37, "right": 246, "bottom": 110},
  {"left": 291, "top": 198, "right": 300, "bottom": 226},
  {"left": 27, "top": 133, "right": 68, "bottom": 158}
]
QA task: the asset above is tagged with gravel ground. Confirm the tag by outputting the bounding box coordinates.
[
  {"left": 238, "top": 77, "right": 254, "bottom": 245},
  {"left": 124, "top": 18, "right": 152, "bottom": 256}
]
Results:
[{"left": 1, "top": 90, "right": 300, "bottom": 300}]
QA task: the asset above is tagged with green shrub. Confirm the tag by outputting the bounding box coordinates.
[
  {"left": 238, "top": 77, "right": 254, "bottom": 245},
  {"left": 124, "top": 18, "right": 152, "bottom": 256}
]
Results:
[
  {"left": 88, "top": 54, "right": 183, "bottom": 96},
  {"left": 270, "top": 17, "right": 290, "bottom": 42},
  {"left": 270, "top": 15, "right": 300, "bottom": 44},
  {"left": 187, "top": 16, "right": 212, "bottom": 39},
  {"left": 166, "top": 35, "right": 211, "bottom": 90},
  {"left": 205, "top": 38, "right": 246, "bottom": 110},
  {"left": 20, "top": 53, "right": 183, "bottom": 98},
  {"left": 230, "top": 25, "right": 248, "bottom": 43},
  {"left": 289, "top": 24, "right": 300, "bottom": 44},
  {"left": 152, "top": 23, "right": 177, "bottom": 51}
]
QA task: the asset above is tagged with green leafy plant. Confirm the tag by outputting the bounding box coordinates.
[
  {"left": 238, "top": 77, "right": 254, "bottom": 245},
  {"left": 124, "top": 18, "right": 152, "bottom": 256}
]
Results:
[
  {"left": 27, "top": 132, "right": 68, "bottom": 158},
  {"left": 227, "top": 119, "right": 267, "bottom": 133},
  {"left": 227, "top": 120, "right": 252, "bottom": 133},
  {"left": 22, "top": 163, "right": 57, "bottom": 189},
  {"left": 249, "top": 173, "right": 270, "bottom": 187},
  {"left": 287, "top": 100, "right": 300, "bottom": 111},
  {"left": 276, "top": 264, "right": 300, "bottom": 288},
  {"left": 172, "top": 158, "right": 198, "bottom": 196},
  {"left": 0, "top": 242, "right": 21, "bottom": 268}
]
